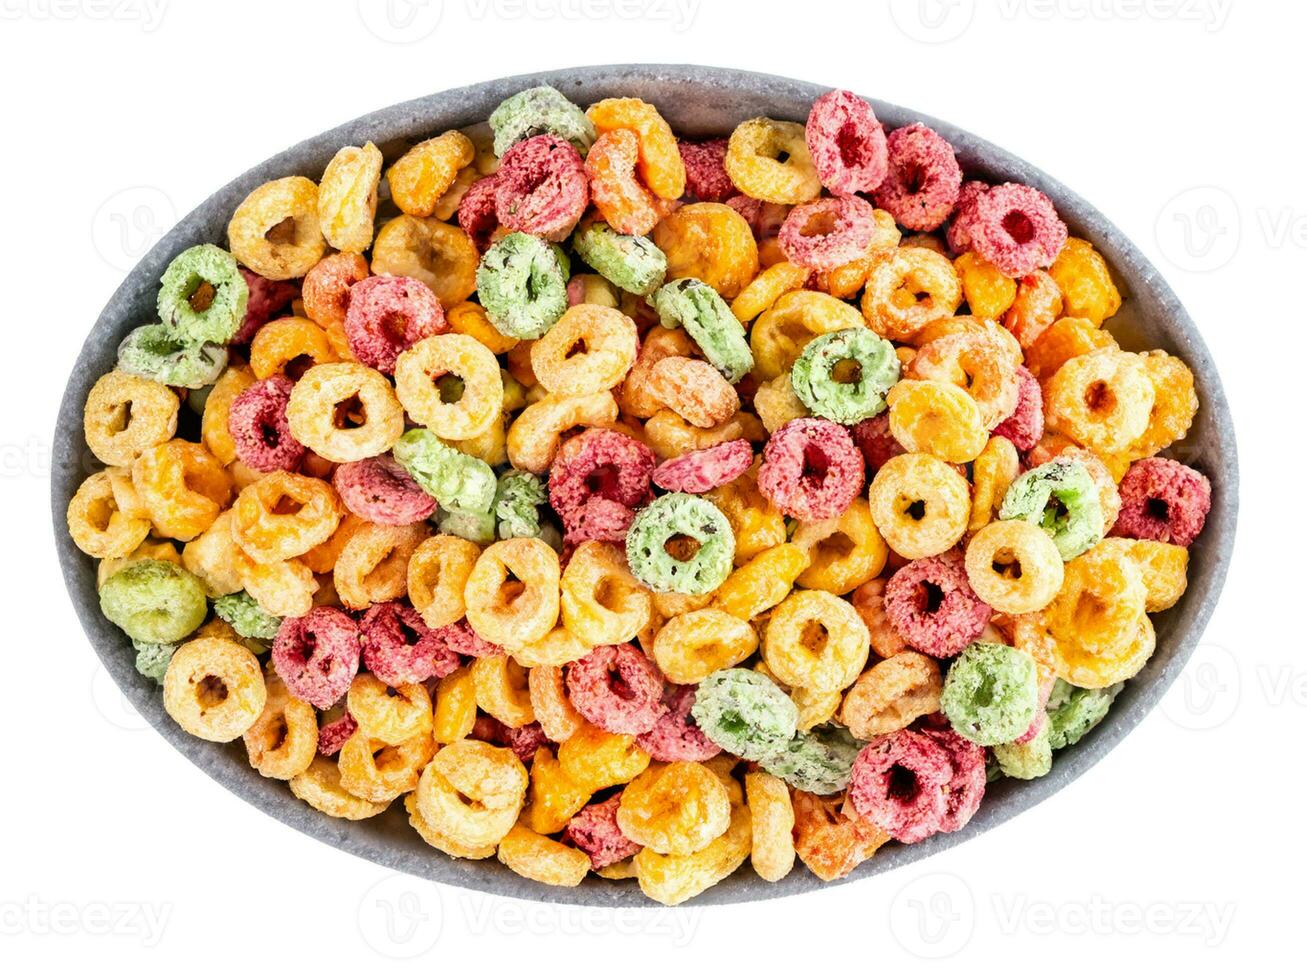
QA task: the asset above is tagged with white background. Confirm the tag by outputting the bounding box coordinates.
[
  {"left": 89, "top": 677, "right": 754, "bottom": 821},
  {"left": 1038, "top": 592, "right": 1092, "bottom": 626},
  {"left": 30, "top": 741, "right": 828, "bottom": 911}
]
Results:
[{"left": 0, "top": 0, "right": 1299, "bottom": 974}]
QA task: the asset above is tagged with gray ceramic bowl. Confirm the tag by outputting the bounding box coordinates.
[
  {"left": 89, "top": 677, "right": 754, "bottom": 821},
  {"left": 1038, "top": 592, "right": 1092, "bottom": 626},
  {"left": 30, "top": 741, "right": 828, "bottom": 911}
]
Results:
[{"left": 52, "top": 64, "right": 1237, "bottom": 906}]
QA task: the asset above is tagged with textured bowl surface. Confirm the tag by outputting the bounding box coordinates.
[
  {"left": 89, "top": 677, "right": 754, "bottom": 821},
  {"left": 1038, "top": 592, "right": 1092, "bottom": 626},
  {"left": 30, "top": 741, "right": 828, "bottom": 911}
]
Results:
[{"left": 52, "top": 64, "right": 1237, "bottom": 906}]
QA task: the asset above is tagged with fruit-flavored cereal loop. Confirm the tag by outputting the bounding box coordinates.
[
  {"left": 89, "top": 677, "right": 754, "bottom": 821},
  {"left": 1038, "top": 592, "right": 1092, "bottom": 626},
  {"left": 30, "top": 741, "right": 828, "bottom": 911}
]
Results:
[{"left": 67, "top": 83, "right": 1218, "bottom": 902}]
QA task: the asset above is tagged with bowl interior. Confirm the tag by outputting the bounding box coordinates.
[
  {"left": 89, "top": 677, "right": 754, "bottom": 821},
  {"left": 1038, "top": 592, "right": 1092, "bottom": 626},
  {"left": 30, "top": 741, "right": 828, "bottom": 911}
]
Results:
[{"left": 52, "top": 64, "right": 1237, "bottom": 907}]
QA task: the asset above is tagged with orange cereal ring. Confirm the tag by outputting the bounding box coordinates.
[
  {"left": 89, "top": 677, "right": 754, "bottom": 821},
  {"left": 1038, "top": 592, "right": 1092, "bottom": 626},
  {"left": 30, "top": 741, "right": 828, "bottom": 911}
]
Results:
[
  {"left": 861, "top": 247, "right": 962, "bottom": 342},
  {"left": 244, "top": 671, "right": 318, "bottom": 779},
  {"left": 230, "top": 471, "right": 343, "bottom": 564},
  {"left": 371, "top": 215, "right": 479, "bottom": 308},
  {"left": 730, "top": 262, "right": 810, "bottom": 323},
  {"left": 227, "top": 176, "right": 326, "bottom": 280},
  {"left": 964, "top": 519, "right": 1065, "bottom": 615},
  {"left": 67, "top": 469, "right": 151, "bottom": 559},
  {"left": 619, "top": 326, "right": 697, "bottom": 418},
  {"left": 286, "top": 362, "right": 405, "bottom": 463},
  {"left": 302, "top": 252, "right": 370, "bottom": 353},
  {"left": 83, "top": 370, "right": 179, "bottom": 468},
  {"left": 953, "top": 252, "right": 1016, "bottom": 321},
  {"left": 464, "top": 538, "right": 561, "bottom": 647},
  {"left": 446, "top": 300, "right": 518, "bottom": 355},
  {"left": 387, "top": 130, "right": 476, "bottom": 218},
  {"left": 530, "top": 304, "right": 639, "bottom": 397},
  {"left": 395, "top": 333, "right": 504, "bottom": 440},
  {"left": 886, "top": 379, "right": 989, "bottom": 464},
  {"left": 1024, "top": 316, "right": 1117, "bottom": 382},
  {"left": 586, "top": 97, "right": 686, "bottom": 200},
  {"left": 506, "top": 391, "right": 619, "bottom": 474},
  {"left": 333, "top": 521, "right": 427, "bottom": 610},
  {"left": 867, "top": 453, "right": 970, "bottom": 560},
  {"left": 318, "top": 142, "right": 383, "bottom": 252},
  {"left": 249, "top": 316, "right": 337, "bottom": 381},
  {"left": 791, "top": 497, "right": 888, "bottom": 594},
  {"left": 1128, "top": 350, "right": 1198, "bottom": 458},
  {"left": 1004, "top": 270, "right": 1064, "bottom": 348},
  {"left": 132, "top": 439, "right": 233, "bottom": 541},
  {"left": 201, "top": 364, "right": 256, "bottom": 466},
  {"left": 724, "top": 118, "right": 821, "bottom": 205},
  {"left": 339, "top": 729, "right": 435, "bottom": 803},
  {"left": 749, "top": 289, "right": 865, "bottom": 381},
  {"left": 1048, "top": 237, "right": 1121, "bottom": 327},
  {"left": 651, "top": 203, "right": 759, "bottom": 300},
  {"left": 647, "top": 356, "right": 740, "bottom": 429},
  {"left": 1045, "top": 349, "right": 1155, "bottom": 455},
  {"left": 584, "top": 129, "right": 672, "bottom": 237},
  {"left": 163, "top": 637, "right": 267, "bottom": 743},
  {"left": 407, "top": 534, "right": 480, "bottom": 629},
  {"left": 839, "top": 653, "right": 943, "bottom": 739},
  {"left": 907, "top": 331, "right": 1020, "bottom": 429}
]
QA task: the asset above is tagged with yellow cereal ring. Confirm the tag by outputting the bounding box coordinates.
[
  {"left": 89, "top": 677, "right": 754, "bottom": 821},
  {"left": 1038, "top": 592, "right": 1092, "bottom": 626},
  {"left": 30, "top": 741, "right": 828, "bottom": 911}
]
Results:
[
  {"left": 867, "top": 453, "right": 971, "bottom": 559},
  {"left": 163, "top": 637, "right": 267, "bottom": 742},
  {"left": 83, "top": 370, "right": 179, "bottom": 467}
]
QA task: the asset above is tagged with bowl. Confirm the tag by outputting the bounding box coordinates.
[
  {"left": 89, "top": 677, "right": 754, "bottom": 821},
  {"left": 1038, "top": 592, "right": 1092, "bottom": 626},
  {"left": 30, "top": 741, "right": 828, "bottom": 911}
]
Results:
[{"left": 51, "top": 64, "right": 1238, "bottom": 906}]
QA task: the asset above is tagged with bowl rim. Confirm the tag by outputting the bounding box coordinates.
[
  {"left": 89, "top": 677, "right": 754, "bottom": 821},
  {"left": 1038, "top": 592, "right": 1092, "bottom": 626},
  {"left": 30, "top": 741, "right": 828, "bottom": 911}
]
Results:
[{"left": 52, "top": 63, "right": 1239, "bottom": 907}]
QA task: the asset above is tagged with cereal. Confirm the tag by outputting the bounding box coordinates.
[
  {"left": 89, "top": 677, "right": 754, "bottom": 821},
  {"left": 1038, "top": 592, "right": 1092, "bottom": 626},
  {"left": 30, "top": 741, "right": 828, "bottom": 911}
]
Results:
[
  {"left": 270, "top": 606, "right": 361, "bottom": 709},
  {"left": 163, "top": 637, "right": 267, "bottom": 742},
  {"left": 652, "top": 608, "right": 758, "bottom": 684},
  {"left": 1048, "top": 237, "right": 1121, "bottom": 327},
  {"left": 549, "top": 427, "right": 654, "bottom": 530},
  {"left": 652, "top": 204, "right": 759, "bottom": 301},
  {"left": 805, "top": 89, "right": 887, "bottom": 195},
  {"left": 117, "top": 322, "right": 228, "bottom": 389},
  {"left": 565, "top": 643, "right": 666, "bottom": 735},
  {"left": 495, "top": 134, "right": 589, "bottom": 242},
  {"left": 585, "top": 129, "right": 672, "bottom": 237},
  {"left": 868, "top": 452, "right": 971, "bottom": 559},
  {"left": 476, "top": 232, "right": 570, "bottom": 340},
  {"left": 847, "top": 729, "right": 952, "bottom": 843},
  {"left": 679, "top": 138, "right": 735, "bottom": 202},
  {"left": 649, "top": 277, "right": 753, "bottom": 383},
  {"left": 652, "top": 439, "right": 753, "bottom": 494},
  {"left": 157, "top": 244, "right": 248, "bottom": 346},
  {"left": 1112, "top": 457, "right": 1211, "bottom": 547},
  {"left": 388, "top": 131, "right": 475, "bottom": 219},
  {"left": 395, "top": 333, "right": 504, "bottom": 440},
  {"left": 757, "top": 418, "right": 864, "bottom": 521},
  {"left": 464, "top": 538, "right": 561, "bottom": 647},
  {"left": 940, "top": 641, "right": 1040, "bottom": 745},
  {"left": 861, "top": 247, "right": 962, "bottom": 342},
  {"left": 873, "top": 124, "right": 962, "bottom": 232},
  {"left": 647, "top": 356, "right": 740, "bottom": 428},
  {"left": 964, "top": 519, "right": 1065, "bottom": 614},
  {"left": 531, "top": 304, "right": 638, "bottom": 397},
  {"left": 636, "top": 684, "right": 722, "bottom": 762},
  {"left": 343, "top": 275, "right": 446, "bottom": 373},
  {"left": 99, "top": 559, "right": 207, "bottom": 643},
  {"left": 490, "top": 85, "right": 594, "bottom": 157},
  {"left": 227, "top": 176, "right": 326, "bottom": 280},
  {"left": 83, "top": 370, "right": 180, "bottom": 468},
  {"left": 564, "top": 796, "right": 641, "bottom": 870},
  {"left": 760, "top": 724, "right": 863, "bottom": 795},
  {"left": 991, "top": 365, "right": 1044, "bottom": 451},
  {"left": 286, "top": 362, "right": 404, "bottom": 463},
  {"left": 1000, "top": 458, "right": 1105, "bottom": 560},
  {"left": 1046, "top": 679, "right": 1120, "bottom": 749},
  {"left": 213, "top": 590, "right": 282, "bottom": 640},
  {"left": 791, "top": 790, "right": 890, "bottom": 881},
  {"left": 392, "top": 427, "right": 496, "bottom": 515},
  {"left": 690, "top": 668, "right": 798, "bottom": 761},
  {"left": 227, "top": 375, "right": 305, "bottom": 473},
  {"left": 572, "top": 221, "right": 667, "bottom": 295},
  {"left": 790, "top": 328, "right": 900, "bottom": 424},
  {"left": 883, "top": 553, "right": 992, "bottom": 658},
  {"left": 586, "top": 97, "right": 685, "bottom": 200},
  {"left": 318, "top": 142, "right": 383, "bottom": 251},
  {"left": 334, "top": 454, "right": 437, "bottom": 525},
  {"left": 779, "top": 195, "right": 881, "bottom": 271},
  {"left": 923, "top": 724, "right": 987, "bottom": 832},
  {"left": 840, "top": 653, "right": 943, "bottom": 739},
  {"left": 957, "top": 182, "right": 1068, "bottom": 278},
  {"left": 625, "top": 492, "right": 735, "bottom": 595},
  {"left": 763, "top": 590, "right": 870, "bottom": 693},
  {"left": 372, "top": 215, "right": 479, "bottom": 308},
  {"left": 234, "top": 269, "right": 300, "bottom": 346},
  {"left": 725, "top": 118, "right": 821, "bottom": 205},
  {"left": 887, "top": 379, "right": 988, "bottom": 464}
]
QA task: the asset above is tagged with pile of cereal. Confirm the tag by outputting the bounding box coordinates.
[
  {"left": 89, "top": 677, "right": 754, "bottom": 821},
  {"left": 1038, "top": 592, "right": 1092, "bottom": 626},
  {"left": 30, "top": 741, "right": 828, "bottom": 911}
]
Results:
[{"left": 68, "top": 86, "right": 1210, "bottom": 904}]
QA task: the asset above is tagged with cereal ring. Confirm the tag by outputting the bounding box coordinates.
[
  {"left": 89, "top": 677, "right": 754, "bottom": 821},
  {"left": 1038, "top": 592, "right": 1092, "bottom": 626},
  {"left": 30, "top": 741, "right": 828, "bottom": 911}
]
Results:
[
  {"left": 954, "top": 252, "right": 1017, "bottom": 321},
  {"left": 66, "top": 470, "right": 151, "bottom": 559},
  {"left": 586, "top": 97, "right": 685, "bottom": 200},
  {"left": 763, "top": 589, "right": 870, "bottom": 693},
  {"left": 508, "top": 391, "right": 619, "bottom": 474},
  {"left": 779, "top": 195, "right": 880, "bottom": 271},
  {"left": 618, "top": 761, "right": 731, "bottom": 856},
  {"left": 1046, "top": 679, "right": 1120, "bottom": 749},
  {"left": 357, "top": 601, "right": 445, "bottom": 686},
  {"left": 861, "top": 247, "right": 962, "bottom": 343},
  {"left": 1112, "top": 457, "right": 1211, "bottom": 548},
  {"left": 651, "top": 203, "right": 759, "bottom": 301},
  {"left": 233, "top": 268, "right": 300, "bottom": 346},
  {"left": 851, "top": 412, "right": 905, "bottom": 472},
  {"left": 867, "top": 452, "right": 970, "bottom": 559},
  {"left": 530, "top": 304, "right": 639, "bottom": 397},
  {"left": 791, "top": 789, "right": 890, "bottom": 882},
  {"left": 248, "top": 316, "right": 335, "bottom": 381},
  {"left": 213, "top": 590, "right": 282, "bottom": 641},
  {"left": 157, "top": 244, "right": 248, "bottom": 345},
  {"left": 966, "top": 183, "right": 1068, "bottom": 279},
  {"left": 647, "top": 356, "right": 740, "bottom": 429},
  {"left": 651, "top": 608, "right": 758, "bottom": 684},
  {"left": 757, "top": 418, "right": 864, "bottom": 522},
  {"left": 964, "top": 520, "right": 1065, "bottom": 614},
  {"left": 290, "top": 757, "right": 388, "bottom": 820},
  {"left": 558, "top": 724, "right": 651, "bottom": 792},
  {"left": 227, "top": 375, "right": 305, "bottom": 473},
  {"left": 724, "top": 118, "right": 821, "bottom": 205},
  {"left": 394, "top": 333, "right": 503, "bottom": 441},
  {"left": 334, "top": 521, "right": 428, "bottom": 610},
  {"left": 318, "top": 142, "right": 383, "bottom": 250},
  {"left": 760, "top": 724, "right": 863, "bottom": 796},
  {"left": 584, "top": 129, "right": 672, "bottom": 237},
  {"left": 679, "top": 138, "right": 735, "bottom": 202},
  {"left": 163, "top": 637, "right": 267, "bottom": 743},
  {"left": 494, "top": 134, "right": 589, "bottom": 242},
  {"left": 497, "top": 823, "right": 590, "bottom": 887},
  {"left": 388, "top": 131, "right": 475, "bottom": 219},
  {"left": 347, "top": 673, "right": 433, "bottom": 745},
  {"left": 226, "top": 176, "right": 325, "bottom": 280},
  {"left": 1045, "top": 349, "right": 1155, "bottom": 455},
  {"left": 1003, "top": 270, "right": 1063, "bottom": 347},
  {"left": 690, "top": 668, "right": 798, "bottom": 762},
  {"left": 990, "top": 365, "right": 1043, "bottom": 451},
  {"left": 625, "top": 492, "right": 735, "bottom": 595},
  {"left": 847, "top": 730, "right": 951, "bottom": 843},
  {"left": 343, "top": 275, "right": 446, "bottom": 373},
  {"left": 839, "top": 653, "right": 942, "bottom": 739},
  {"left": 1000, "top": 458, "right": 1105, "bottom": 560},
  {"left": 372, "top": 215, "right": 479, "bottom": 308},
  {"left": 1048, "top": 237, "right": 1121, "bottom": 327},
  {"left": 340, "top": 728, "right": 435, "bottom": 803},
  {"left": 992, "top": 720, "right": 1052, "bottom": 779},
  {"left": 571, "top": 221, "right": 667, "bottom": 296},
  {"left": 244, "top": 672, "right": 318, "bottom": 779},
  {"left": 1095, "top": 537, "right": 1188, "bottom": 613},
  {"left": 464, "top": 538, "right": 561, "bottom": 647},
  {"left": 286, "top": 362, "right": 404, "bottom": 463},
  {"left": 132, "top": 439, "right": 232, "bottom": 541},
  {"left": 230, "top": 471, "right": 341, "bottom": 564},
  {"left": 743, "top": 771, "right": 796, "bottom": 882},
  {"left": 316, "top": 710, "right": 358, "bottom": 757},
  {"left": 886, "top": 379, "right": 988, "bottom": 464},
  {"left": 270, "top": 606, "right": 361, "bottom": 709},
  {"left": 922, "top": 724, "right": 987, "bottom": 832},
  {"left": 790, "top": 328, "right": 900, "bottom": 424},
  {"left": 564, "top": 796, "right": 641, "bottom": 870},
  {"left": 333, "top": 454, "right": 437, "bottom": 525},
  {"left": 83, "top": 370, "right": 179, "bottom": 468},
  {"left": 652, "top": 439, "right": 753, "bottom": 494},
  {"left": 749, "top": 288, "right": 863, "bottom": 380},
  {"left": 870, "top": 124, "right": 961, "bottom": 232},
  {"left": 117, "top": 323, "right": 228, "bottom": 389},
  {"left": 457, "top": 174, "right": 501, "bottom": 251},
  {"left": 491, "top": 85, "right": 595, "bottom": 156},
  {"left": 907, "top": 331, "right": 1021, "bottom": 430},
  {"left": 940, "top": 641, "right": 1039, "bottom": 745},
  {"left": 407, "top": 534, "right": 479, "bottom": 630},
  {"left": 805, "top": 89, "right": 887, "bottom": 195},
  {"left": 649, "top": 278, "right": 753, "bottom": 383},
  {"left": 563, "top": 642, "right": 666, "bottom": 737},
  {"left": 391, "top": 427, "right": 496, "bottom": 515},
  {"left": 884, "top": 554, "right": 991, "bottom": 658},
  {"left": 476, "top": 232, "right": 570, "bottom": 340},
  {"left": 99, "top": 559, "right": 207, "bottom": 643},
  {"left": 636, "top": 685, "right": 722, "bottom": 762},
  {"left": 548, "top": 427, "right": 655, "bottom": 529},
  {"left": 301, "top": 253, "right": 368, "bottom": 346}
]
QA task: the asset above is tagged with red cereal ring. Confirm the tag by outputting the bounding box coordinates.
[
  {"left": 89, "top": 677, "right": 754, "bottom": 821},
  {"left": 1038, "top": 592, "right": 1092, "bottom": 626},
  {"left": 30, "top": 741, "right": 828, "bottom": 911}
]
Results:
[
  {"left": 301, "top": 252, "right": 369, "bottom": 337},
  {"left": 227, "top": 374, "right": 306, "bottom": 473},
  {"left": 333, "top": 454, "right": 437, "bottom": 525},
  {"left": 635, "top": 684, "right": 722, "bottom": 762},
  {"left": 457, "top": 174, "right": 501, "bottom": 252},
  {"left": 562, "top": 498, "right": 637, "bottom": 549},
  {"left": 726, "top": 194, "right": 790, "bottom": 239},
  {"left": 872, "top": 123, "right": 963, "bottom": 233},
  {"left": 991, "top": 365, "right": 1044, "bottom": 451},
  {"left": 757, "top": 417, "right": 865, "bottom": 521},
  {"left": 1111, "top": 457, "right": 1211, "bottom": 547},
  {"left": 805, "top": 89, "right": 888, "bottom": 196},
  {"left": 426, "top": 617, "right": 503, "bottom": 662},
  {"left": 316, "top": 710, "right": 358, "bottom": 757},
  {"left": 563, "top": 795, "right": 641, "bottom": 869},
  {"left": 967, "top": 183, "right": 1068, "bottom": 278},
  {"left": 359, "top": 600, "right": 446, "bottom": 686},
  {"left": 678, "top": 138, "right": 735, "bottom": 202},
  {"left": 651, "top": 439, "right": 754, "bottom": 494},
  {"left": 271, "top": 607, "right": 361, "bottom": 710},
  {"left": 883, "top": 553, "right": 992, "bottom": 658},
  {"left": 548, "top": 428, "right": 656, "bottom": 532},
  {"left": 566, "top": 643, "right": 666, "bottom": 736},
  {"left": 472, "top": 716, "right": 554, "bottom": 762},
  {"left": 343, "top": 275, "right": 446, "bottom": 373},
  {"left": 946, "top": 180, "right": 989, "bottom": 254},
  {"left": 233, "top": 268, "right": 299, "bottom": 345},
  {"left": 847, "top": 729, "right": 953, "bottom": 843},
  {"left": 494, "top": 134, "right": 589, "bottom": 242},
  {"left": 851, "top": 412, "right": 905, "bottom": 472},
  {"left": 778, "top": 195, "right": 880, "bottom": 271},
  {"left": 921, "top": 724, "right": 986, "bottom": 833}
]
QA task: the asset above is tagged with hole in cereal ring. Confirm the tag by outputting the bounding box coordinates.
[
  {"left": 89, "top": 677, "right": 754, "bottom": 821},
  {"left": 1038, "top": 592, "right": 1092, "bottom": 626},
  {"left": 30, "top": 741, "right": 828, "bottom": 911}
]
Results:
[
  {"left": 816, "top": 531, "right": 856, "bottom": 563},
  {"left": 800, "top": 619, "right": 830, "bottom": 652},
  {"left": 1146, "top": 497, "right": 1170, "bottom": 521},
  {"left": 566, "top": 337, "right": 589, "bottom": 359},
  {"left": 919, "top": 580, "right": 945, "bottom": 615},
  {"left": 832, "top": 358, "right": 863, "bottom": 384},
  {"left": 260, "top": 421, "right": 283, "bottom": 449},
  {"left": 268, "top": 717, "right": 289, "bottom": 751},
  {"left": 903, "top": 165, "right": 925, "bottom": 195},
  {"left": 1001, "top": 210, "right": 1035, "bottom": 245},
  {"left": 501, "top": 569, "right": 527, "bottom": 604},
  {"left": 285, "top": 354, "right": 316, "bottom": 381},
  {"left": 270, "top": 494, "right": 305, "bottom": 517},
  {"left": 436, "top": 374, "right": 466, "bottom": 404},
  {"left": 801, "top": 443, "right": 831, "bottom": 483},
  {"left": 887, "top": 764, "right": 919, "bottom": 801},
  {"left": 189, "top": 280, "right": 216, "bottom": 313},
  {"left": 333, "top": 394, "right": 367, "bottom": 430},
  {"left": 774, "top": 149, "right": 791, "bottom": 165},
  {"left": 800, "top": 209, "right": 837, "bottom": 238},
  {"left": 904, "top": 498, "right": 927, "bottom": 521},
  {"left": 378, "top": 312, "right": 411, "bottom": 347},
  {"left": 1042, "top": 496, "right": 1070, "bottom": 529},
  {"left": 991, "top": 548, "right": 1024, "bottom": 580},
  {"left": 584, "top": 464, "right": 619, "bottom": 494},
  {"left": 837, "top": 123, "right": 864, "bottom": 167},
  {"left": 594, "top": 576, "right": 621, "bottom": 611},
  {"left": 197, "top": 675, "right": 229, "bottom": 709},
  {"left": 664, "top": 534, "right": 701, "bottom": 561},
  {"left": 1085, "top": 380, "right": 1115, "bottom": 414},
  {"left": 266, "top": 216, "right": 298, "bottom": 246}
]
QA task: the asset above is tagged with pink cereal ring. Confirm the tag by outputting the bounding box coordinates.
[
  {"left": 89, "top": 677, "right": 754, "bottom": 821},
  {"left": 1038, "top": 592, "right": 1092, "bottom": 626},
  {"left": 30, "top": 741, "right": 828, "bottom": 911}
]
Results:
[
  {"left": 359, "top": 600, "right": 443, "bottom": 686},
  {"left": 967, "top": 183, "right": 1068, "bottom": 278},
  {"left": 227, "top": 374, "right": 305, "bottom": 473},
  {"left": 778, "top": 195, "right": 880, "bottom": 271},
  {"left": 564, "top": 795, "right": 641, "bottom": 869},
  {"left": 921, "top": 725, "right": 986, "bottom": 833},
  {"left": 883, "top": 553, "right": 992, "bottom": 659},
  {"left": 562, "top": 498, "right": 637, "bottom": 548},
  {"left": 343, "top": 275, "right": 446, "bottom": 373},
  {"left": 946, "top": 180, "right": 990, "bottom": 254},
  {"left": 548, "top": 428, "right": 655, "bottom": 533},
  {"left": 566, "top": 643, "right": 666, "bottom": 736},
  {"left": 757, "top": 417, "right": 865, "bottom": 521},
  {"left": 635, "top": 684, "right": 722, "bottom": 762},
  {"left": 726, "top": 194, "right": 790, "bottom": 239},
  {"left": 851, "top": 412, "right": 906, "bottom": 472},
  {"left": 805, "top": 89, "right": 888, "bottom": 196},
  {"left": 678, "top": 138, "right": 735, "bottom": 202},
  {"left": 991, "top": 365, "right": 1044, "bottom": 451},
  {"left": 652, "top": 439, "right": 754, "bottom": 494},
  {"left": 472, "top": 716, "right": 554, "bottom": 762},
  {"left": 457, "top": 174, "right": 501, "bottom": 252},
  {"left": 494, "top": 134, "right": 589, "bottom": 242},
  {"left": 333, "top": 454, "right": 437, "bottom": 525},
  {"left": 271, "top": 607, "right": 361, "bottom": 710},
  {"left": 848, "top": 729, "right": 953, "bottom": 843},
  {"left": 873, "top": 123, "right": 963, "bottom": 233},
  {"left": 1111, "top": 457, "right": 1211, "bottom": 547},
  {"left": 426, "top": 618, "right": 502, "bottom": 662},
  {"left": 233, "top": 268, "right": 299, "bottom": 345},
  {"left": 316, "top": 711, "right": 358, "bottom": 757}
]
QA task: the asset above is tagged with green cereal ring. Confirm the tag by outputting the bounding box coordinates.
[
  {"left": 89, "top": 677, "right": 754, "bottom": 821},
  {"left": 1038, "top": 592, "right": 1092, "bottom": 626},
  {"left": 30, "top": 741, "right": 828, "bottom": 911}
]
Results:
[
  {"left": 99, "top": 559, "right": 208, "bottom": 644},
  {"left": 132, "top": 640, "right": 177, "bottom": 684},
  {"left": 993, "top": 721, "right": 1053, "bottom": 780},
  {"left": 393, "top": 428, "right": 497, "bottom": 515},
  {"left": 117, "top": 323, "right": 228, "bottom": 389},
  {"left": 157, "top": 244, "right": 249, "bottom": 345},
  {"left": 790, "top": 328, "right": 900, "bottom": 424},
  {"left": 625, "top": 492, "right": 735, "bottom": 595},
  {"left": 572, "top": 222, "right": 667, "bottom": 296},
  {"left": 1047, "top": 679, "right": 1121, "bottom": 750},
  {"left": 489, "top": 85, "right": 596, "bottom": 157},
  {"left": 999, "top": 458, "right": 1104, "bottom": 560},
  {"left": 650, "top": 278, "right": 754, "bottom": 383},
  {"left": 691, "top": 668, "right": 799, "bottom": 761},
  {"left": 761, "top": 724, "right": 864, "bottom": 795},
  {"left": 940, "top": 641, "right": 1039, "bottom": 746},
  {"left": 494, "top": 470, "right": 548, "bottom": 540},
  {"left": 436, "top": 506, "right": 497, "bottom": 545},
  {"left": 475, "top": 232, "right": 570, "bottom": 340},
  {"left": 213, "top": 590, "right": 282, "bottom": 641}
]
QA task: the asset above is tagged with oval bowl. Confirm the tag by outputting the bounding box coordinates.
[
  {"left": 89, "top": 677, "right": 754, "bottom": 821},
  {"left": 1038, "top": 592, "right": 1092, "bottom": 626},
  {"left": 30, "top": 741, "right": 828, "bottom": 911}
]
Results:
[{"left": 52, "top": 64, "right": 1237, "bottom": 906}]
